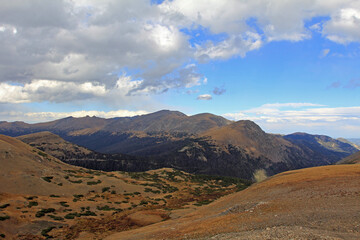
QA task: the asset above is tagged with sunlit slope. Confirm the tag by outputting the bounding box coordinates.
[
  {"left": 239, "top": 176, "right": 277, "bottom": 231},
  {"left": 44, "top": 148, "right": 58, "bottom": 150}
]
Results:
[{"left": 106, "top": 164, "right": 360, "bottom": 240}]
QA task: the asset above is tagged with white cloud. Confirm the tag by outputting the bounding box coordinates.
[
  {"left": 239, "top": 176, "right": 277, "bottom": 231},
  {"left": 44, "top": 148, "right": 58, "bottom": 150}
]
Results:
[
  {"left": 260, "top": 102, "right": 325, "bottom": 108},
  {"left": 0, "top": 109, "right": 149, "bottom": 123},
  {"left": 323, "top": 7, "right": 360, "bottom": 43},
  {"left": 223, "top": 103, "right": 360, "bottom": 137},
  {"left": 195, "top": 32, "right": 262, "bottom": 61},
  {"left": 0, "top": 80, "right": 107, "bottom": 103},
  {"left": 1, "top": 0, "right": 360, "bottom": 106},
  {"left": 197, "top": 94, "right": 212, "bottom": 100}
]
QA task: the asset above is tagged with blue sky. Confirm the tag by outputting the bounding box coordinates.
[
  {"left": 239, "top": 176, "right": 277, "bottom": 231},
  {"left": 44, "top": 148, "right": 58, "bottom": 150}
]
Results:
[{"left": 1, "top": 0, "right": 360, "bottom": 137}]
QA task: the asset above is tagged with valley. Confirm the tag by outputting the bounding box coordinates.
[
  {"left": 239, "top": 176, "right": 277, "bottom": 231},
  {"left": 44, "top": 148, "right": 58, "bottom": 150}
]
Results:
[
  {"left": 0, "top": 135, "right": 249, "bottom": 239},
  {"left": 0, "top": 110, "right": 359, "bottom": 239}
]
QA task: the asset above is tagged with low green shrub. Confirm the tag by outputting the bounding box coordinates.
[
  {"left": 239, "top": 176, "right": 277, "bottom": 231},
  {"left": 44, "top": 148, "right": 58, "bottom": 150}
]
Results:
[
  {"left": 28, "top": 201, "right": 38, "bottom": 208},
  {"left": 48, "top": 215, "right": 64, "bottom": 221},
  {"left": 87, "top": 180, "right": 101, "bottom": 185},
  {"left": 35, "top": 208, "right": 55, "bottom": 218},
  {"left": 59, "top": 201, "right": 69, "bottom": 207},
  {"left": 0, "top": 204, "right": 10, "bottom": 209},
  {"left": 41, "top": 176, "right": 53, "bottom": 183},
  {"left": 41, "top": 226, "right": 55, "bottom": 238},
  {"left": 0, "top": 215, "right": 10, "bottom": 221}
]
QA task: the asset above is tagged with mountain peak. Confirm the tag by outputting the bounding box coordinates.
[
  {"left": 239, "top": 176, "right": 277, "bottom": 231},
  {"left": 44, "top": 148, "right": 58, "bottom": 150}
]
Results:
[{"left": 150, "top": 110, "right": 187, "bottom": 117}]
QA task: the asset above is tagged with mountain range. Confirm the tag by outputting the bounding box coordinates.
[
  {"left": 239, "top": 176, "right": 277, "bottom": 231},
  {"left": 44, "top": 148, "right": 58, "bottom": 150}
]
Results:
[{"left": 1, "top": 110, "right": 359, "bottom": 180}]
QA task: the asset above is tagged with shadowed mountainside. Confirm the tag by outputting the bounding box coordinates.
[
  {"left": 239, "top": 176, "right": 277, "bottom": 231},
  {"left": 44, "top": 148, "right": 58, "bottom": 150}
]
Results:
[
  {"left": 18, "top": 131, "right": 274, "bottom": 180},
  {"left": 284, "top": 132, "right": 358, "bottom": 164},
  {"left": 2, "top": 110, "right": 359, "bottom": 180},
  {"left": 17, "top": 131, "right": 169, "bottom": 173}
]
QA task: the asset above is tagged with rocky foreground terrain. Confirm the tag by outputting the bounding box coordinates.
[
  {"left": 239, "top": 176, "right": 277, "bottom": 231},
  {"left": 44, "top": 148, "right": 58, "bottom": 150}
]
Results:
[
  {"left": 0, "top": 135, "right": 249, "bottom": 239},
  {"left": 105, "top": 165, "right": 360, "bottom": 240}
]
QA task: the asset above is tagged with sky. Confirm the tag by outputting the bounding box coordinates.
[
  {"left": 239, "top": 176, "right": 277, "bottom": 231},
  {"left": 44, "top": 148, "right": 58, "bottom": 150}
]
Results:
[{"left": 0, "top": 0, "right": 360, "bottom": 138}]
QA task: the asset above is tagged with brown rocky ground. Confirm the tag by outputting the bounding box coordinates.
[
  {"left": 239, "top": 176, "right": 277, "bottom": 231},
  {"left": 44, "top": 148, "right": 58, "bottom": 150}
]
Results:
[{"left": 105, "top": 164, "right": 360, "bottom": 240}]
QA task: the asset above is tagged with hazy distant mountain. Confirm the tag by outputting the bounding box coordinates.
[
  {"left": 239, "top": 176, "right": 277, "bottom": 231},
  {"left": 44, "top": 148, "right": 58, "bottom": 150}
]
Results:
[
  {"left": 337, "top": 138, "right": 360, "bottom": 150},
  {"left": 346, "top": 138, "right": 360, "bottom": 147},
  {"left": 284, "top": 132, "right": 358, "bottom": 163}
]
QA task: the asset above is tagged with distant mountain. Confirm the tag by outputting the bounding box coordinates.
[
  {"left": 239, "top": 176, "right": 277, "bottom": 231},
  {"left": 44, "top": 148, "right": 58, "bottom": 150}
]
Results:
[
  {"left": 1, "top": 110, "right": 358, "bottom": 180},
  {"left": 337, "top": 151, "right": 360, "bottom": 164},
  {"left": 284, "top": 132, "right": 358, "bottom": 164},
  {"left": 346, "top": 138, "right": 360, "bottom": 147},
  {"left": 203, "top": 120, "right": 296, "bottom": 163},
  {"left": 0, "top": 110, "right": 232, "bottom": 137},
  {"left": 337, "top": 138, "right": 360, "bottom": 150}
]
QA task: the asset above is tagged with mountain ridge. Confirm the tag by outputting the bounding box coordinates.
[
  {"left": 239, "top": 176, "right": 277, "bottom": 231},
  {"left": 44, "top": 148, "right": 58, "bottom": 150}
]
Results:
[
  {"left": 0, "top": 110, "right": 232, "bottom": 136},
  {"left": 2, "top": 110, "right": 358, "bottom": 180}
]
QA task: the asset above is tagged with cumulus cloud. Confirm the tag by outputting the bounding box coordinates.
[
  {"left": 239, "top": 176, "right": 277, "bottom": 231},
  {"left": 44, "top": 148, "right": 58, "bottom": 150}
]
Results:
[
  {"left": 223, "top": 103, "right": 360, "bottom": 137},
  {"left": 0, "top": 80, "right": 107, "bottom": 103},
  {"left": 195, "top": 32, "right": 263, "bottom": 61},
  {"left": 323, "top": 7, "right": 360, "bottom": 44},
  {"left": 0, "top": 109, "right": 148, "bottom": 123},
  {"left": 0, "top": 0, "right": 195, "bottom": 96},
  {"left": 1, "top": 0, "right": 360, "bottom": 105},
  {"left": 197, "top": 94, "right": 212, "bottom": 100}
]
